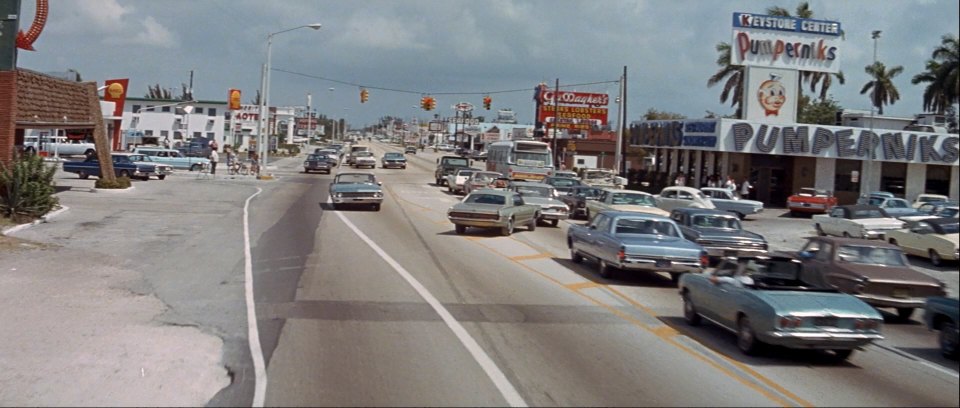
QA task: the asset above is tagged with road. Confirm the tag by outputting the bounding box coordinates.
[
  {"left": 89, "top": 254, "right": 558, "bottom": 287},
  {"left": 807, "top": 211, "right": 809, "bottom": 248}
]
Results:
[{"left": 249, "top": 141, "right": 959, "bottom": 406}]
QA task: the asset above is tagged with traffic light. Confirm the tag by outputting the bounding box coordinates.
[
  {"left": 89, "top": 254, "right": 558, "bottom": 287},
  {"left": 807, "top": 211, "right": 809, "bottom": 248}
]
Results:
[
  {"left": 360, "top": 88, "right": 369, "bottom": 103},
  {"left": 421, "top": 96, "right": 436, "bottom": 111},
  {"left": 483, "top": 96, "right": 492, "bottom": 110},
  {"left": 427, "top": 97, "right": 436, "bottom": 111}
]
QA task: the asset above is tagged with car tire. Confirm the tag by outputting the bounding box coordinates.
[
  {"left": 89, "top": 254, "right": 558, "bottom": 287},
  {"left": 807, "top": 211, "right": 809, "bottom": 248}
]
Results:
[
  {"left": 373, "top": 204, "right": 381, "bottom": 211},
  {"left": 191, "top": 163, "right": 201, "bottom": 172},
  {"left": 888, "top": 238, "right": 898, "bottom": 245},
  {"left": 549, "top": 219, "right": 559, "bottom": 227},
  {"left": 158, "top": 175, "right": 166, "bottom": 180},
  {"left": 682, "top": 292, "right": 701, "bottom": 326},
  {"left": 77, "top": 170, "right": 89, "bottom": 179},
  {"left": 735, "top": 212, "right": 746, "bottom": 220},
  {"left": 598, "top": 259, "right": 616, "bottom": 279},
  {"left": 737, "top": 315, "right": 761, "bottom": 355},
  {"left": 670, "top": 272, "right": 681, "bottom": 283},
  {"left": 830, "top": 349, "right": 854, "bottom": 362},
  {"left": 897, "top": 307, "right": 915, "bottom": 321},
  {"left": 118, "top": 170, "right": 130, "bottom": 178},
  {"left": 570, "top": 247, "right": 583, "bottom": 263},
  {"left": 501, "top": 218, "right": 514, "bottom": 236},
  {"left": 529, "top": 214, "right": 538, "bottom": 231},
  {"left": 815, "top": 224, "right": 825, "bottom": 236},
  {"left": 455, "top": 224, "right": 466, "bottom": 235},
  {"left": 842, "top": 231, "right": 851, "bottom": 238},
  {"left": 940, "top": 321, "right": 958, "bottom": 359},
  {"left": 929, "top": 249, "right": 943, "bottom": 267}
]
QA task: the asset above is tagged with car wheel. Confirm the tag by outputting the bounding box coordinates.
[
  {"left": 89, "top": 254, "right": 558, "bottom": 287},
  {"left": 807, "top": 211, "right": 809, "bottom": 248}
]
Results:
[
  {"left": 888, "top": 238, "right": 898, "bottom": 245},
  {"left": 455, "top": 224, "right": 466, "bottom": 235},
  {"left": 815, "top": 224, "right": 825, "bottom": 236},
  {"left": 118, "top": 170, "right": 130, "bottom": 178},
  {"left": 737, "top": 315, "right": 761, "bottom": 355},
  {"left": 896, "top": 308, "right": 915, "bottom": 321},
  {"left": 501, "top": 218, "right": 514, "bottom": 236},
  {"left": 682, "top": 292, "right": 701, "bottom": 326},
  {"left": 77, "top": 170, "right": 89, "bottom": 179},
  {"left": 529, "top": 214, "right": 538, "bottom": 231},
  {"left": 191, "top": 163, "right": 201, "bottom": 171},
  {"left": 158, "top": 175, "right": 166, "bottom": 180},
  {"left": 570, "top": 247, "right": 583, "bottom": 263},
  {"left": 929, "top": 249, "right": 943, "bottom": 267},
  {"left": 829, "top": 349, "right": 854, "bottom": 362},
  {"left": 842, "top": 231, "right": 851, "bottom": 238},
  {"left": 448, "top": 184, "right": 453, "bottom": 193},
  {"left": 940, "top": 321, "right": 958, "bottom": 359},
  {"left": 549, "top": 219, "right": 559, "bottom": 227},
  {"left": 598, "top": 259, "right": 616, "bottom": 279}
]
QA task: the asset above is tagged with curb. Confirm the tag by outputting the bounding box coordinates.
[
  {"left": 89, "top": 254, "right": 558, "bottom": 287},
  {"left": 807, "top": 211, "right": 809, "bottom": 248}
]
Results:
[
  {"left": 93, "top": 185, "right": 136, "bottom": 193},
  {"left": 1, "top": 205, "right": 71, "bottom": 236}
]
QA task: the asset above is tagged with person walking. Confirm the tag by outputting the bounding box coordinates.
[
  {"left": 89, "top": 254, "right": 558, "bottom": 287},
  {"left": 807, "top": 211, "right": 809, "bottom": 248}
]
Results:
[
  {"left": 723, "top": 175, "right": 736, "bottom": 191},
  {"left": 740, "top": 177, "right": 753, "bottom": 199},
  {"left": 209, "top": 148, "right": 219, "bottom": 176}
]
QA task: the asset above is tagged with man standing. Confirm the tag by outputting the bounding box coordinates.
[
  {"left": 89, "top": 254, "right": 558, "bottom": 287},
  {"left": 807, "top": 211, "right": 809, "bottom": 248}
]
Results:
[
  {"left": 209, "top": 148, "right": 219, "bottom": 176},
  {"left": 740, "top": 177, "right": 753, "bottom": 199}
]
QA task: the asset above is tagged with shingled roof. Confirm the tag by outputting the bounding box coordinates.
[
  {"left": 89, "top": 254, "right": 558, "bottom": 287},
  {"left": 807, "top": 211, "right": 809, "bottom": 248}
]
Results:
[{"left": 15, "top": 68, "right": 98, "bottom": 129}]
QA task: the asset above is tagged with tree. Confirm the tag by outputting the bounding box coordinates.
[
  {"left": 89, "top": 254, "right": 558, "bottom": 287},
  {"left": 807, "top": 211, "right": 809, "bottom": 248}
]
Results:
[
  {"left": 180, "top": 83, "right": 193, "bottom": 101},
  {"left": 861, "top": 61, "right": 904, "bottom": 115},
  {"left": 249, "top": 90, "right": 261, "bottom": 105},
  {"left": 706, "top": 42, "right": 743, "bottom": 118},
  {"left": 797, "top": 94, "right": 842, "bottom": 125},
  {"left": 642, "top": 108, "right": 686, "bottom": 120},
  {"left": 144, "top": 84, "right": 173, "bottom": 100},
  {"left": 911, "top": 34, "right": 960, "bottom": 114}
]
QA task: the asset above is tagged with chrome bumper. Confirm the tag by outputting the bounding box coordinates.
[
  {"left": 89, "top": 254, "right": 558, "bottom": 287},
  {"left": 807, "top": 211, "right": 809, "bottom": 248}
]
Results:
[
  {"left": 617, "top": 257, "right": 703, "bottom": 274},
  {"left": 764, "top": 330, "right": 883, "bottom": 349},
  {"left": 855, "top": 294, "right": 927, "bottom": 308},
  {"left": 704, "top": 246, "right": 767, "bottom": 258},
  {"left": 448, "top": 217, "right": 506, "bottom": 229},
  {"left": 332, "top": 197, "right": 383, "bottom": 204}
]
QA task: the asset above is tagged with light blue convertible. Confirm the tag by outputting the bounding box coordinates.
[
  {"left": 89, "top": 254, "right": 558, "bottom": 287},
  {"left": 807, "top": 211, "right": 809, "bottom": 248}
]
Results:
[
  {"left": 678, "top": 254, "right": 884, "bottom": 361},
  {"left": 134, "top": 147, "right": 210, "bottom": 171}
]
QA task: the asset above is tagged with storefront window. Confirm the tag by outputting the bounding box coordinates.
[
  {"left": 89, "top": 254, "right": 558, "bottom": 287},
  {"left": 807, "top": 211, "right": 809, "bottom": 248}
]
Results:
[
  {"left": 834, "top": 159, "right": 860, "bottom": 193},
  {"left": 925, "top": 165, "right": 951, "bottom": 195},
  {"left": 881, "top": 162, "right": 906, "bottom": 197}
]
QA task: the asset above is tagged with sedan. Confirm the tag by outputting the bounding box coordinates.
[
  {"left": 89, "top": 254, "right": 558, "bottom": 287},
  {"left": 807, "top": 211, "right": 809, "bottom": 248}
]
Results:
[
  {"left": 885, "top": 218, "right": 959, "bottom": 266},
  {"left": 679, "top": 254, "right": 883, "bottom": 361},
  {"left": 329, "top": 172, "right": 383, "bottom": 211},
  {"left": 508, "top": 182, "right": 569, "bottom": 227},
  {"left": 447, "top": 189, "right": 539, "bottom": 236},
  {"left": 812, "top": 205, "right": 904, "bottom": 239},
  {"left": 381, "top": 152, "right": 407, "bottom": 169},
  {"left": 303, "top": 154, "right": 334, "bottom": 174}
]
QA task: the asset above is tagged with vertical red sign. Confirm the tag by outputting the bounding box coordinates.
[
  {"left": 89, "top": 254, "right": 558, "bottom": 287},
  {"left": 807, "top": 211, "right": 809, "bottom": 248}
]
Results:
[{"left": 103, "top": 78, "right": 129, "bottom": 117}]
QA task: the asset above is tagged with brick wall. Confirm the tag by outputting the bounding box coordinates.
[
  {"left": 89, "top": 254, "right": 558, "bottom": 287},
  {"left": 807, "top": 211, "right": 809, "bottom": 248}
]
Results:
[{"left": 0, "top": 71, "right": 16, "bottom": 165}]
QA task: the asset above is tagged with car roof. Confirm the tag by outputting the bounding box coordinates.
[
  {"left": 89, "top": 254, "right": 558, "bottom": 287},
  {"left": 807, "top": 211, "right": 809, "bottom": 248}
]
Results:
[
  {"left": 807, "top": 236, "right": 900, "bottom": 248},
  {"left": 470, "top": 189, "right": 511, "bottom": 196},
  {"left": 601, "top": 188, "right": 651, "bottom": 194},
  {"left": 662, "top": 186, "right": 700, "bottom": 192},
  {"left": 599, "top": 210, "right": 672, "bottom": 220},
  {"left": 671, "top": 207, "right": 733, "bottom": 216}
]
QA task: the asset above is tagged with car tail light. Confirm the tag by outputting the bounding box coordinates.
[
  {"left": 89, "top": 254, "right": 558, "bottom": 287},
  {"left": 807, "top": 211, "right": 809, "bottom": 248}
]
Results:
[
  {"left": 778, "top": 316, "right": 803, "bottom": 329},
  {"left": 618, "top": 247, "right": 626, "bottom": 262},
  {"left": 854, "top": 319, "right": 879, "bottom": 331},
  {"left": 699, "top": 253, "right": 709, "bottom": 267}
]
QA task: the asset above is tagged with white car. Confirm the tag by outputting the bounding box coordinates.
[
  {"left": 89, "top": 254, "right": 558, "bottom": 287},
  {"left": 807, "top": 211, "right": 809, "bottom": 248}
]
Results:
[
  {"left": 351, "top": 151, "right": 377, "bottom": 168},
  {"left": 656, "top": 186, "right": 716, "bottom": 212},
  {"left": 445, "top": 168, "right": 478, "bottom": 195},
  {"left": 885, "top": 218, "right": 959, "bottom": 266},
  {"left": 585, "top": 188, "right": 668, "bottom": 221},
  {"left": 912, "top": 193, "right": 950, "bottom": 209},
  {"left": 812, "top": 205, "right": 904, "bottom": 239}
]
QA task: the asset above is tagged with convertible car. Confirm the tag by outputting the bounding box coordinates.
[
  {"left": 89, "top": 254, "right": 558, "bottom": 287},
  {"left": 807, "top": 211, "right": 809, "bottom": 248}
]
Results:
[{"left": 679, "top": 254, "right": 884, "bottom": 361}]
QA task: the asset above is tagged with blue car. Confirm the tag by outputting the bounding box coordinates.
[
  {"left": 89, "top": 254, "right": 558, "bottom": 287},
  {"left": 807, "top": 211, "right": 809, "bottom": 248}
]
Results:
[{"left": 679, "top": 253, "right": 884, "bottom": 361}]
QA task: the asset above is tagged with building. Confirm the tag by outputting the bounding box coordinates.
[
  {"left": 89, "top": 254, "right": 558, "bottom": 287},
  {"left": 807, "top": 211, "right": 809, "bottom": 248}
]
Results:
[
  {"left": 629, "top": 118, "right": 959, "bottom": 205},
  {"left": 120, "top": 97, "right": 227, "bottom": 150}
]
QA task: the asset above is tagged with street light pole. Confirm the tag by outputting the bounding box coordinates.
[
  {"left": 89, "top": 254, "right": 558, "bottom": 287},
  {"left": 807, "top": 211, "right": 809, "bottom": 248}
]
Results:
[
  {"left": 259, "top": 23, "right": 322, "bottom": 176},
  {"left": 867, "top": 30, "right": 881, "bottom": 195}
]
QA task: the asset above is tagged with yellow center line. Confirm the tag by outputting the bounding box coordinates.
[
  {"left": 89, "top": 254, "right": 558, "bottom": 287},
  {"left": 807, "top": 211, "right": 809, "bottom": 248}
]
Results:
[
  {"left": 563, "top": 281, "right": 600, "bottom": 291},
  {"left": 510, "top": 253, "right": 552, "bottom": 262}
]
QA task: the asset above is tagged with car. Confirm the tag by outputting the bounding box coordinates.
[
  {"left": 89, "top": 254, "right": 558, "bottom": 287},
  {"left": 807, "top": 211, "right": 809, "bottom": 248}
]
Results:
[
  {"left": 581, "top": 168, "right": 621, "bottom": 188},
  {"left": 924, "top": 297, "right": 959, "bottom": 359},
  {"left": 434, "top": 155, "right": 472, "bottom": 186},
  {"left": 856, "top": 191, "right": 895, "bottom": 205},
  {"left": 885, "top": 218, "right": 959, "bottom": 266},
  {"left": 134, "top": 147, "right": 210, "bottom": 171},
  {"left": 700, "top": 187, "right": 764, "bottom": 219},
  {"left": 62, "top": 153, "right": 145, "bottom": 180},
  {"left": 447, "top": 189, "right": 539, "bottom": 236},
  {"left": 404, "top": 146, "right": 418, "bottom": 154},
  {"left": 507, "top": 182, "right": 570, "bottom": 227},
  {"left": 913, "top": 193, "right": 950, "bottom": 209},
  {"left": 787, "top": 188, "right": 838, "bottom": 216},
  {"left": 351, "top": 151, "right": 377, "bottom": 168},
  {"left": 655, "top": 186, "right": 717, "bottom": 212},
  {"left": 586, "top": 188, "right": 668, "bottom": 221},
  {"left": 914, "top": 201, "right": 959, "bottom": 217},
  {"left": 437, "top": 144, "right": 455, "bottom": 152},
  {"left": 812, "top": 205, "right": 904, "bottom": 239},
  {"left": 122, "top": 153, "right": 173, "bottom": 180},
  {"left": 862, "top": 196, "right": 920, "bottom": 218},
  {"left": 559, "top": 185, "right": 603, "bottom": 219},
  {"left": 462, "top": 171, "right": 502, "bottom": 195},
  {"left": 381, "top": 152, "right": 407, "bottom": 169},
  {"left": 470, "top": 151, "right": 487, "bottom": 161},
  {"left": 940, "top": 206, "right": 960, "bottom": 219},
  {"left": 567, "top": 211, "right": 707, "bottom": 281},
  {"left": 313, "top": 148, "right": 340, "bottom": 165},
  {"left": 303, "top": 154, "right": 334, "bottom": 174},
  {"left": 329, "top": 172, "right": 383, "bottom": 211},
  {"left": 445, "top": 168, "right": 480, "bottom": 194},
  {"left": 542, "top": 176, "right": 584, "bottom": 195},
  {"left": 669, "top": 208, "right": 768, "bottom": 260},
  {"left": 795, "top": 236, "right": 947, "bottom": 320},
  {"left": 678, "top": 254, "right": 883, "bottom": 361},
  {"left": 554, "top": 170, "right": 579, "bottom": 179}
]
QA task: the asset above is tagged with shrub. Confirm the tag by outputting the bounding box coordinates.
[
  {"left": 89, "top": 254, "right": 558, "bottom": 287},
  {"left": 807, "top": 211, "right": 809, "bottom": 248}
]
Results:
[
  {"left": 0, "top": 154, "right": 59, "bottom": 222},
  {"left": 95, "top": 176, "right": 132, "bottom": 189}
]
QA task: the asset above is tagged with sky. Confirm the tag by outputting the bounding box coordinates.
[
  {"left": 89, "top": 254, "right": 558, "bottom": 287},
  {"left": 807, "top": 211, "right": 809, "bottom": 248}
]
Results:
[{"left": 14, "top": 0, "right": 960, "bottom": 129}]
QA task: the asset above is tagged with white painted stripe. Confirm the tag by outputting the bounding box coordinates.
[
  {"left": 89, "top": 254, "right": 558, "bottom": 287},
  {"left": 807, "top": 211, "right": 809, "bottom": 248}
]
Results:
[
  {"left": 872, "top": 343, "right": 960, "bottom": 379},
  {"left": 330, "top": 199, "right": 527, "bottom": 407},
  {"left": 243, "top": 188, "right": 268, "bottom": 407}
]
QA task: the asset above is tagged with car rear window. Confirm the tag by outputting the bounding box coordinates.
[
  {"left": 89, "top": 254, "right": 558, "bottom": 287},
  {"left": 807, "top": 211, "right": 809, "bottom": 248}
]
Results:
[{"left": 466, "top": 194, "right": 506, "bottom": 205}]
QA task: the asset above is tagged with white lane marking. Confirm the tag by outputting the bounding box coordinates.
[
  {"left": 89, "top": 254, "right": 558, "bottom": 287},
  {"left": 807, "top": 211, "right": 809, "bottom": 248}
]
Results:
[
  {"left": 243, "top": 188, "right": 268, "bottom": 407},
  {"left": 330, "top": 199, "right": 527, "bottom": 407},
  {"left": 872, "top": 343, "right": 960, "bottom": 379}
]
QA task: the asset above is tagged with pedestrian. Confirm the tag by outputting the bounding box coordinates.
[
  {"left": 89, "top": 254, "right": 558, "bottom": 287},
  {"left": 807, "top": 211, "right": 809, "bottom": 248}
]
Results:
[
  {"left": 724, "top": 175, "right": 736, "bottom": 191},
  {"left": 163, "top": 137, "right": 171, "bottom": 149},
  {"left": 209, "top": 148, "right": 219, "bottom": 175},
  {"left": 740, "top": 177, "right": 753, "bottom": 199},
  {"left": 674, "top": 173, "right": 686, "bottom": 186}
]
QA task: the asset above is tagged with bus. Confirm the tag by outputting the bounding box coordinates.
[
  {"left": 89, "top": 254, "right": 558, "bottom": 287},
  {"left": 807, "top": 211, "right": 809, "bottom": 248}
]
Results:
[{"left": 486, "top": 140, "right": 554, "bottom": 181}]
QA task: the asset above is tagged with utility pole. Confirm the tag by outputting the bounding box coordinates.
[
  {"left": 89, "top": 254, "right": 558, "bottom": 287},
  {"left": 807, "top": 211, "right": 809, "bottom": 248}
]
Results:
[
  {"left": 553, "top": 78, "right": 560, "bottom": 169},
  {"left": 867, "top": 30, "right": 881, "bottom": 195},
  {"left": 615, "top": 68, "right": 625, "bottom": 176}
]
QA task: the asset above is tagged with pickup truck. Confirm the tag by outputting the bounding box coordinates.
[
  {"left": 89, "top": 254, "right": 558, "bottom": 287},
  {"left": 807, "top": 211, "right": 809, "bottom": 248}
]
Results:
[
  {"left": 434, "top": 155, "right": 472, "bottom": 186},
  {"left": 62, "top": 154, "right": 151, "bottom": 180}
]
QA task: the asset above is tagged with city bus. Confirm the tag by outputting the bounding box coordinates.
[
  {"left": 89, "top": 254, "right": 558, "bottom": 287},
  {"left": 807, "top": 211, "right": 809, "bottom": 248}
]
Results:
[{"left": 486, "top": 139, "right": 554, "bottom": 181}]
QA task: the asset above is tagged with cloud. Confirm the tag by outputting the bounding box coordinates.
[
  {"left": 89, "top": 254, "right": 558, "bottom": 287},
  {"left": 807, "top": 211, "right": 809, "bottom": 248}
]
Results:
[
  {"left": 111, "top": 16, "right": 177, "bottom": 48},
  {"left": 337, "top": 13, "right": 428, "bottom": 50}
]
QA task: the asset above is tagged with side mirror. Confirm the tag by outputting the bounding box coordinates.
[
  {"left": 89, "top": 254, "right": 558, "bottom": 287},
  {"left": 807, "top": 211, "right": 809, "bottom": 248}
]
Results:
[
  {"left": 589, "top": 224, "right": 597, "bottom": 230},
  {"left": 378, "top": 181, "right": 383, "bottom": 186},
  {"left": 798, "top": 251, "right": 814, "bottom": 260}
]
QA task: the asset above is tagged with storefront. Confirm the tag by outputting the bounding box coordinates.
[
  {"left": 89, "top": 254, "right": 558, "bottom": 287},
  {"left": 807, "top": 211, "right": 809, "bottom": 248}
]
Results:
[{"left": 629, "top": 118, "right": 959, "bottom": 206}]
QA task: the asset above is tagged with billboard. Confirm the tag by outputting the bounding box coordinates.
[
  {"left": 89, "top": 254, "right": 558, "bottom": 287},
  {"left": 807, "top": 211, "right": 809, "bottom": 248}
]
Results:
[
  {"left": 537, "top": 90, "right": 609, "bottom": 131},
  {"left": 742, "top": 66, "right": 798, "bottom": 124},
  {"left": 731, "top": 12, "right": 843, "bottom": 74}
]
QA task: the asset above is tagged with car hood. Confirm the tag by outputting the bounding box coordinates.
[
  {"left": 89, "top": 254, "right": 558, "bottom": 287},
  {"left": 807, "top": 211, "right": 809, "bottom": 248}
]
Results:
[
  {"left": 609, "top": 205, "right": 670, "bottom": 216},
  {"left": 330, "top": 183, "right": 381, "bottom": 193},
  {"left": 752, "top": 291, "right": 878, "bottom": 317},
  {"left": 731, "top": 199, "right": 764, "bottom": 208},
  {"left": 834, "top": 262, "right": 943, "bottom": 286},
  {"left": 933, "top": 233, "right": 960, "bottom": 247},
  {"left": 855, "top": 218, "right": 904, "bottom": 228},
  {"left": 384, "top": 157, "right": 406, "bottom": 161},
  {"left": 694, "top": 228, "right": 765, "bottom": 242}
]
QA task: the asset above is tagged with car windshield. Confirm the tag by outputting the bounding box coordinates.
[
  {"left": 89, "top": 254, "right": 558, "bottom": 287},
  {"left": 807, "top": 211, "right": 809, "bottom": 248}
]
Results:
[
  {"left": 129, "top": 154, "right": 147, "bottom": 161},
  {"left": 513, "top": 185, "right": 554, "bottom": 198},
  {"left": 307, "top": 154, "right": 324, "bottom": 161},
  {"left": 837, "top": 245, "right": 907, "bottom": 266},
  {"left": 457, "top": 170, "right": 475, "bottom": 177},
  {"left": 610, "top": 193, "right": 655, "bottom": 206},
  {"left": 935, "top": 222, "right": 959, "bottom": 234},
  {"left": 940, "top": 207, "right": 959, "bottom": 218},
  {"left": 472, "top": 172, "right": 500, "bottom": 182},
  {"left": 384, "top": 153, "right": 402, "bottom": 159},
  {"left": 355, "top": 151, "right": 373, "bottom": 157},
  {"left": 335, "top": 174, "right": 375, "bottom": 184},
  {"left": 465, "top": 194, "right": 506, "bottom": 205},
  {"left": 614, "top": 218, "right": 679, "bottom": 237},
  {"left": 850, "top": 208, "right": 888, "bottom": 219},
  {"left": 692, "top": 215, "right": 741, "bottom": 229}
]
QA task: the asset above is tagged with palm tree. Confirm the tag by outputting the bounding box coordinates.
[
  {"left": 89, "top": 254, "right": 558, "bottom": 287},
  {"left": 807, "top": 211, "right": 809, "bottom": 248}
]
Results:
[
  {"left": 766, "top": 2, "right": 845, "bottom": 100},
  {"left": 911, "top": 34, "right": 960, "bottom": 114},
  {"left": 861, "top": 61, "right": 904, "bottom": 115},
  {"left": 706, "top": 42, "right": 744, "bottom": 118}
]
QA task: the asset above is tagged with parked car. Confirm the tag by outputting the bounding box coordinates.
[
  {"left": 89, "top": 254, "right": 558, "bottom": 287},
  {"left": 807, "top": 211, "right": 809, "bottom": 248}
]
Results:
[
  {"left": 559, "top": 185, "right": 603, "bottom": 219},
  {"left": 303, "top": 154, "right": 334, "bottom": 174},
  {"left": 913, "top": 194, "right": 950, "bottom": 209},
  {"left": 885, "top": 218, "right": 959, "bottom": 266},
  {"left": 404, "top": 146, "right": 418, "bottom": 154},
  {"left": 463, "top": 171, "right": 502, "bottom": 195},
  {"left": 862, "top": 196, "right": 920, "bottom": 218},
  {"left": 669, "top": 208, "right": 767, "bottom": 260},
  {"left": 914, "top": 201, "right": 959, "bottom": 217},
  {"left": 656, "top": 186, "right": 717, "bottom": 212},
  {"left": 381, "top": 152, "right": 407, "bottom": 169},
  {"left": 700, "top": 187, "right": 764, "bottom": 219},
  {"left": 508, "top": 182, "right": 569, "bottom": 227},
  {"left": 542, "top": 176, "right": 583, "bottom": 194},
  {"left": 329, "top": 172, "right": 383, "bottom": 211},
  {"left": 924, "top": 296, "right": 959, "bottom": 359},
  {"left": 812, "top": 205, "right": 904, "bottom": 239},
  {"left": 62, "top": 153, "right": 146, "bottom": 180},
  {"left": 447, "top": 189, "right": 539, "bottom": 236},
  {"left": 124, "top": 153, "right": 173, "bottom": 180},
  {"left": 134, "top": 147, "right": 210, "bottom": 171},
  {"left": 567, "top": 211, "right": 707, "bottom": 281},
  {"left": 554, "top": 170, "right": 579, "bottom": 179},
  {"left": 795, "top": 236, "right": 947, "bottom": 320},
  {"left": 679, "top": 253, "right": 883, "bottom": 361},
  {"left": 857, "top": 191, "right": 895, "bottom": 205},
  {"left": 787, "top": 188, "right": 838, "bottom": 216},
  {"left": 445, "top": 168, "right": 480, "bottom": 194},
  {"left": 351, "top": 151, "right": 377, "bottom": 169},
  {"left": 586, "top": 188, "right": 668, "bottom": 221}
]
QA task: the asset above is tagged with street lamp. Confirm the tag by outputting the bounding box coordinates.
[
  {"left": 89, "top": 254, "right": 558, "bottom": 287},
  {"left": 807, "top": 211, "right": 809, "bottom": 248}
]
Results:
[
  {"left": 866, "top": 30, "right": 881, "bottom": 194},
  {"left": 258, "top": 23, "right": 322, "bottom": 174}
]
